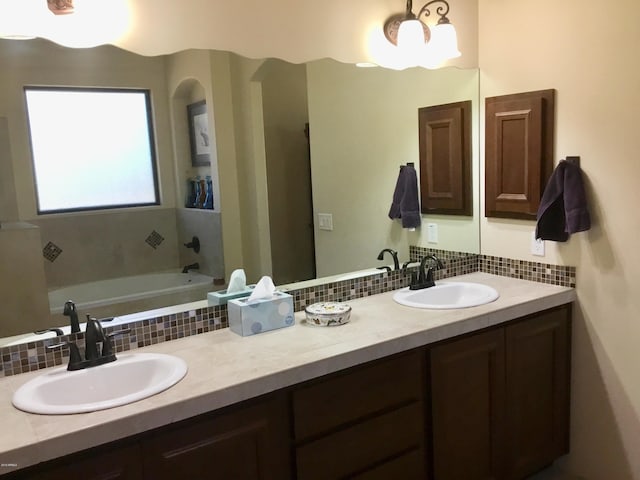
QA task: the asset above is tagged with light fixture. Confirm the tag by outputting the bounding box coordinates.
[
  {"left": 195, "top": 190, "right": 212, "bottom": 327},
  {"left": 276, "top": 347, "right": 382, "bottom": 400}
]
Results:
[
  {"left": 47, "top": 0, "right": 75, "bottom": 15},
  {"left": 383, "top": 0, "right": 461, "bottom": 67}
]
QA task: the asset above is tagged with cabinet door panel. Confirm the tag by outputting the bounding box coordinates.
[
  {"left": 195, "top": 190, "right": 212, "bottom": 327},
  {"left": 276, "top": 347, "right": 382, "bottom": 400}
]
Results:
[
  {"left": 505, "top": 307, "right": 571, "bottom": 479},
  {"left": 296, "top": 402, "right": 424, "bottom": 480},
  {"left": 141, "top": 395, "right": 290, "bottom": 480},
  {"left": 431, "top": 328, "right": 506, "bottom": 480},
  {"left": 293, "top": 350, "right": 423, "bottom": 440},
  {"left": 28, "top": 443, "right": 143, "bottom": 480},
  {"left": 350, "top": 449, "right": 426, "bottom": 480}
]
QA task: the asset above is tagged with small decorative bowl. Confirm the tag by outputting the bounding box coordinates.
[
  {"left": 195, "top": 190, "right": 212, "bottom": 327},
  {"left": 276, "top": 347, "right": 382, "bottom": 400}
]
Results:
[{"left": 305, "top": 302, "right": 352, "bottom": 327}]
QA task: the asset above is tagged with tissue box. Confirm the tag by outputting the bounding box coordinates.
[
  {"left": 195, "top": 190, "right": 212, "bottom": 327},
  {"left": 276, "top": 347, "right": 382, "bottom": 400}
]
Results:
[
  {"left": 207, "top": 285, "right": 256, "bottom": 306},
  {"left": 228, "top": 292, "right": 295, "bottom": 336}
]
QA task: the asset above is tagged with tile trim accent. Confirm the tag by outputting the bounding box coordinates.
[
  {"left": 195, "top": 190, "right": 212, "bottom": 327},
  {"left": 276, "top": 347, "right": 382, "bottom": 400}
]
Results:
[{"left": 0, "top": 250, "right": 575, "bottom": 378}]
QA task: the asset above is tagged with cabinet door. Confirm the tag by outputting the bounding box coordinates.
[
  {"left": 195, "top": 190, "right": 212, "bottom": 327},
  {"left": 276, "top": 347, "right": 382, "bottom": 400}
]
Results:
[
  {"left": 27, "top": 443, "right": 143, "bottom": 480},
  {"left": 505, "top": 307, "right": 571, "bottom": 479},
  {"left": 430, "top": 328, "right": 506, "bottom": 480},
  {"left": 141, "top": 394, "right": 291, "bottom": 480},
  {"left": 293, "top": 351, "right": 427, "bottom": 480},
  {"left": 485, "top": 89, "right": 555, "bottom": 219},
  {"left": 296, "top": 403, "right": 425, "bottom": 480}
]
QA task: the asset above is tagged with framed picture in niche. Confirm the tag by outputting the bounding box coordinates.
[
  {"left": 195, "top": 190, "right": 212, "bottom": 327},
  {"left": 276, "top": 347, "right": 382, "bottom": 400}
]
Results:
[{"left": 187, "top": 100, "right": 211, "bottom": 166}]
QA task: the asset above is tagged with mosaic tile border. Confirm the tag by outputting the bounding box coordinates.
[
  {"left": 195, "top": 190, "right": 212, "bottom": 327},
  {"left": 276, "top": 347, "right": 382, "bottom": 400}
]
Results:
[
  {"left": 479, "top": 255, "right": 576, "bottom": 288},
  {"left": 0, "top": 250, "right": 576, "bottom": 378}
]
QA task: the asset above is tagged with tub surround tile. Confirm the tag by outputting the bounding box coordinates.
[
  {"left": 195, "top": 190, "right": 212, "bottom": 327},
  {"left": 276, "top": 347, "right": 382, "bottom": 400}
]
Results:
[
  {"left": 0, "top": 272, "right": 576, "bottom": 474},
  {"left": 0, "top": 250, "right": 576, "bottom": 378}
]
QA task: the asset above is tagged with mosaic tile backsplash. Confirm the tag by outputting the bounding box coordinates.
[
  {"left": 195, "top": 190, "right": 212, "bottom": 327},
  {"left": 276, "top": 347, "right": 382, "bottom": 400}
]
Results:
[{"left": 0, "top": 250, "right": 576, "bottom": 378}]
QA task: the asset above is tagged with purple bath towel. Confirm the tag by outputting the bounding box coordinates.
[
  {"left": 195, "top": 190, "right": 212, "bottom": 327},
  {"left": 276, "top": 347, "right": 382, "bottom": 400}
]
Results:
[
  {"left": 535, "top": 159, "right": 591, "bottom": 242},
  {"left": 388, "top": 164, "right": 421, "bottom": 229}
]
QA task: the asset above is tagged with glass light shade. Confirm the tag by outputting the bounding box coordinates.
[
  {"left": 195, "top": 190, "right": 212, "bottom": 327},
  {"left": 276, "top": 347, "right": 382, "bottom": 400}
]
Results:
[
  {"left": 0, "top": 0, "right": 50, "bottom": 39},
  {"left": 428, "top": 23, "right": 461, "bottom": 61},
  {"left": 396, "top": 19, "right": 426, "bottom": 54}
]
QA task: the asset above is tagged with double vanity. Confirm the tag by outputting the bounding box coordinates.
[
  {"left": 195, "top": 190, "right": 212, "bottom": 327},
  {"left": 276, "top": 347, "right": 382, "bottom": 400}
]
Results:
[{"left": 0, "top": 272, "right": 575, "bottom": 479}]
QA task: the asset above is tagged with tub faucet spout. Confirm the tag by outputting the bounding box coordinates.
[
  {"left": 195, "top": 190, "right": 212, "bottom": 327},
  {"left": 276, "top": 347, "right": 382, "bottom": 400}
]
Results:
[
  {"left": 182, "top": 262, "right": 200, "bottom": 273},
  {"left": 63, "top": 300, "right": 81, "bottom": 334},
  {"left": 377, "top": 248, "right": 399, "bottom": 271}
]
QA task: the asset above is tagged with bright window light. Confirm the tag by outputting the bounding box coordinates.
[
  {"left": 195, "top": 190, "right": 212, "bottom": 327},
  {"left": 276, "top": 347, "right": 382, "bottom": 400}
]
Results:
[{"left": 24, "top": 87, "right": 159, "bottom": 214}]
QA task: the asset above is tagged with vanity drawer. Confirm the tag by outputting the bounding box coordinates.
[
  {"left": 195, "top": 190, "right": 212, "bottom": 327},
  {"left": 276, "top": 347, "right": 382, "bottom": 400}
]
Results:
[
  {"left": 292, "top": 350, "right": 423, "bottom": 440},
  {"left": 295, "top": 402, "right": 425, "bottom": 480}
]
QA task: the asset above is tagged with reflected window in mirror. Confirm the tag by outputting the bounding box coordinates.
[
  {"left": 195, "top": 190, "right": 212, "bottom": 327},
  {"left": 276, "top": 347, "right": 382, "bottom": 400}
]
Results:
[{"left": 24, "top": 87, "right": 160, "bottom": 214}]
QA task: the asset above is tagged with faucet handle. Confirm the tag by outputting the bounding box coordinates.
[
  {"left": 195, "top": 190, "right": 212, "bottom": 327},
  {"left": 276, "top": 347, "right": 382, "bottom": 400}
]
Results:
[
  {"left": 47, "top": 341, "right": 83, "bottom": 369},
  {"left": 102, "top": 328, "right": 132, "bottom": 357}
]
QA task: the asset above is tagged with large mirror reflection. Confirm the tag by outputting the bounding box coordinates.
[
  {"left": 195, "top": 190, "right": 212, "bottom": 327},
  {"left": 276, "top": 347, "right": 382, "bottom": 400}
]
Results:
[{"left": 0, "top": 38, "right": 479, "bottom": 343}]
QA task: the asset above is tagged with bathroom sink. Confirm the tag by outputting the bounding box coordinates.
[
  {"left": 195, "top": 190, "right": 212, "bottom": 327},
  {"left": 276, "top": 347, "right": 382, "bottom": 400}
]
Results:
[
  {"left": 393, "top": 282, "right": 499, "bottom": 309},
  {"left": 12, "top": 353, "right": 187, "bottom": 415}
]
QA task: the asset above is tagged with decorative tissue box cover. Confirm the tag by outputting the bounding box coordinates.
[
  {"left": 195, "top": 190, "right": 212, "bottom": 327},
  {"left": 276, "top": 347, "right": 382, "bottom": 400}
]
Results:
[{"left": 228, "top": 292, "right": 295, "bottom": 336}]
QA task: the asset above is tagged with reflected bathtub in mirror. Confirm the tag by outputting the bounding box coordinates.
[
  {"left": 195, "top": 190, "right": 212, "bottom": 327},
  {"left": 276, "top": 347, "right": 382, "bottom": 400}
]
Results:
[{"left": 48, "top": 271, "right": 214, "bottom": 325}]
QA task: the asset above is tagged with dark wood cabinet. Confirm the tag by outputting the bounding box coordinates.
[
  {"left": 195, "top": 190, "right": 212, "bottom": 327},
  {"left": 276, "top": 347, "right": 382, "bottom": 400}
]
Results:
[
  {"left": 141, "top": 393, "right": 291, "bottom": 480},
  {"left": 9, "top": 305, "right": 571, "bottom": 480},
  {"left": 418, "top": 100, "right": 472, "bottom": 216},
  {"left": 17, "top": 443, "right": 143, "bottom": 480},
  {"left": 430, "top": 305, "right": 571, "bottom": 480},
  {"left": 485, "top": 89, "right": 555, "bottom": 219},
  {"left": 431, "top": 328, "right": 506, "bottom": 480},
  {"left": 505, "top": 307, "right": 571, "bottom": 479},
  {"left": 293, "top": 350, "right": 427, "bottom": 480}
]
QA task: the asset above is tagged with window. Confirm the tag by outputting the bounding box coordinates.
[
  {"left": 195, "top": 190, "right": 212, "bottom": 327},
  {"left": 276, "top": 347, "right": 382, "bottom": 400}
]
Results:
[{"left": 24, "top": 87, "right": 160, "bottom": 214}]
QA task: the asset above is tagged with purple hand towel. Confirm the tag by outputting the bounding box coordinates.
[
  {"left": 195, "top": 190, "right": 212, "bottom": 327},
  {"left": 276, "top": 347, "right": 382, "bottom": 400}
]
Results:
[
  {"left": 388, "top": 164, "right": 421, "bottom": 229},
  {"left": 535, "top": 159, "right": 591, "bottom": 242}
]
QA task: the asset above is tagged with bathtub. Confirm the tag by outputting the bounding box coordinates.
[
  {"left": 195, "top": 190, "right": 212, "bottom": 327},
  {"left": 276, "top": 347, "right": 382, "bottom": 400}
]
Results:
[{"left": 48, "top": 271, "right": 214, "bottom": 316}]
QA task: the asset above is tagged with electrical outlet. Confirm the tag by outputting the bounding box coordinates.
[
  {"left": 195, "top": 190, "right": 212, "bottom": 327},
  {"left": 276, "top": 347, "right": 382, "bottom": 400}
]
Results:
[
  {"left": 318, "top": 213, "right": 333, "bottom": 231},
  {"left": 531, "top": 231, "right": 545, "bottom": 256}
]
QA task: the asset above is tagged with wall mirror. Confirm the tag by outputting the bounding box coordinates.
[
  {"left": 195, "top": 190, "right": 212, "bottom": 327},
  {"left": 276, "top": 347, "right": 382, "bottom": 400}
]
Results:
[{"left": 0, "top": 37, "right": 479, "bottom": 343}]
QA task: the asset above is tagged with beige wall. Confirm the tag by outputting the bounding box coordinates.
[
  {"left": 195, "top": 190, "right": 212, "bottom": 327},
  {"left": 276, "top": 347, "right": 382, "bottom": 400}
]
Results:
[
  {"left": 307, "top": 60, "right": 479, "bottom": 277},
  {"left": 479, "top": 0, "right": 640, "bottom": 478},
  {"left": 260, "top": 60, "right": 314, "bottom": 284}
]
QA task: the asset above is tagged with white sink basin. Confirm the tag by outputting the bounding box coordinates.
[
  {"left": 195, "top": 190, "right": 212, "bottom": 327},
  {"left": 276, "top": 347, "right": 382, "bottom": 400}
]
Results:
[
  {"left": 12, "top": 353, "right": 187, "bottom": 415},
  {"left": 393, "top": 282, "right": 499, "bottom": 309}
]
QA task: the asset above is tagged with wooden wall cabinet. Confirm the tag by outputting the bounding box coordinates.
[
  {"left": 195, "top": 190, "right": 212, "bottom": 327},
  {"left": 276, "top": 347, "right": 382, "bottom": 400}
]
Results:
[
  {"left": 9, "top": 306, "right": 571, "bottom": 480},
  {"left": 419, "top": 101, "right": 472, "bottom": 216},
  {"left": 485, "top": 89, "right": 555, "bottom": 219}
]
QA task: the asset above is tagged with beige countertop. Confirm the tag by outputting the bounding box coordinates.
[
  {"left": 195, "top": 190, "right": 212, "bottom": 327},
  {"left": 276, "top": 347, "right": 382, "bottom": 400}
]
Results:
[{"left": 0, "top": 272, "right": 576, "bottom": 475}]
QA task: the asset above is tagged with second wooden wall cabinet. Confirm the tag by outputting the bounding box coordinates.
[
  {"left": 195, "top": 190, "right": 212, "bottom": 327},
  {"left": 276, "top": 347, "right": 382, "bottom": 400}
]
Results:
[
  {"left": 485, "top": 89, "right": 555, "bottom": 219},
  {"left": 418, "top": 101, "right": 473, "bottom": 216},
  {"left": 9, "top": 305, "right": 571, "bottom": 480}
]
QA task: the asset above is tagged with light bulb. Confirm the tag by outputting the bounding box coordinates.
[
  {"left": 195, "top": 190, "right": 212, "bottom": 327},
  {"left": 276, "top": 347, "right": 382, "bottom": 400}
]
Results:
[
  {"left": 396, "top": 19, "right": 426, "bottom": 53},
  {"left": 429, "top": 23, "right": 461, "bottom": 61}
]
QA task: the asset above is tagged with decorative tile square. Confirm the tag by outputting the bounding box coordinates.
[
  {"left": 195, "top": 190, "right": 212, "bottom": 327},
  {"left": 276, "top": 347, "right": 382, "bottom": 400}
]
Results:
[
  {"left": 145, "top": 230, "right": 164, "bottom": 249},
  {"left": 42, "top": 241, "right": 63, "bottom": 262}
]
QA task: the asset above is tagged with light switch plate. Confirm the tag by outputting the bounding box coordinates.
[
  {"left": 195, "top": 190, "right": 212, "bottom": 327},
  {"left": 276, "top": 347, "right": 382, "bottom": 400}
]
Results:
[{"left": 318, "top": 213, "right": 333, "bottom": 231}]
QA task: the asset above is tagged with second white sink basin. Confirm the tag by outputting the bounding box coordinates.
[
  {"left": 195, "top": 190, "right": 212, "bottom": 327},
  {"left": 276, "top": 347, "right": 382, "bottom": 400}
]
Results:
[
  {"left": 393, "top": 282, "right": 499, "bottom": 309},
  {"left": 12, "top": 352, "right": 187, "bottom": 415}
]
